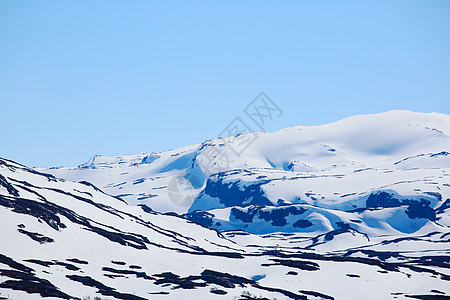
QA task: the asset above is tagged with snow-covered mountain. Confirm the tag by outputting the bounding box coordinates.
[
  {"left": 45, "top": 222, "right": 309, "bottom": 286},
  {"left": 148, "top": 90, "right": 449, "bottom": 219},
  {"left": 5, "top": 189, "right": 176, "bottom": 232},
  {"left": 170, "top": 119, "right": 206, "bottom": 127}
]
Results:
[
  {"left": 42, "top": 110, "right": 450, "bottom": 237},
  {"left": 1, "top": 154, "right": 450, "bottom": 299}
]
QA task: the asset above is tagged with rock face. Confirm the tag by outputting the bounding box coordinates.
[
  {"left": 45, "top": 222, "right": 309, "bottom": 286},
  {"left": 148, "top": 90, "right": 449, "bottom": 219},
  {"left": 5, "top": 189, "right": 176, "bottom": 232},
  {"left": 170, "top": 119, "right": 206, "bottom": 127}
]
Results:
[{"left": 189, "top": 172, "right": 272, "bottom": 212}]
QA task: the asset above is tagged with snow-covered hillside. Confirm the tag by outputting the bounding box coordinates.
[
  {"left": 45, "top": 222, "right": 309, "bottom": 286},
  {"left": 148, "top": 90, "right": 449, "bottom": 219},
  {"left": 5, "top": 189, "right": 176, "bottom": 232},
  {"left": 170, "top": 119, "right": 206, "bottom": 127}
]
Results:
[
  {"left": 1, "top": 156, "right": 450, "bottom": 299},
  {"left": 42, "top": 110, "right": 450, "bottom": 237}
]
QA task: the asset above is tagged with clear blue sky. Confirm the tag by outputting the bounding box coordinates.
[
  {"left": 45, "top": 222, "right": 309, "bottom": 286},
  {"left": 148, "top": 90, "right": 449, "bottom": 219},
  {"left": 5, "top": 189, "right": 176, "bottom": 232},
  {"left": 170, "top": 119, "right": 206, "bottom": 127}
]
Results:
[{"left": 1, "top": 1, "right": 449, "bottom": 167}]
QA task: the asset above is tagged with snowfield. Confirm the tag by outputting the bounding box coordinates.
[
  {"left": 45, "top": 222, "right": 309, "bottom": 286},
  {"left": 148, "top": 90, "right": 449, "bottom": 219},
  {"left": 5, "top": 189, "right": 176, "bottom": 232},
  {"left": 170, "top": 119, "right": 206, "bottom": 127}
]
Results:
[
  {"left": 1, "top": 110, "right": 449, "bottom": 299},
  {"left": 42, "top": 110, "right": 450, "bottom": 235}
]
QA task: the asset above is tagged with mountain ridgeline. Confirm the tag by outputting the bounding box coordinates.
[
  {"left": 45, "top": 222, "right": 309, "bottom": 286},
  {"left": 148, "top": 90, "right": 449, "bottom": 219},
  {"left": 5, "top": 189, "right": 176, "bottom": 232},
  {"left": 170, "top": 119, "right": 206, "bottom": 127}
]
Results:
[
  {"left": 1, "top": 110, "right": 449, "bottom": 299},
  {"left": 43, "top": 110, "right": 450, "bottom": 235}
]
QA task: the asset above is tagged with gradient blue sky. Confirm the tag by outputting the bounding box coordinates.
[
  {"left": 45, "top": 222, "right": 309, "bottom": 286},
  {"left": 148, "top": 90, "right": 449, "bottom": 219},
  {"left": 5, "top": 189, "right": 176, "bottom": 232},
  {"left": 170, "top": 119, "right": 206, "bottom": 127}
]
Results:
[{"left": 1, "top": 1, "right": 449, "bottom": 167}]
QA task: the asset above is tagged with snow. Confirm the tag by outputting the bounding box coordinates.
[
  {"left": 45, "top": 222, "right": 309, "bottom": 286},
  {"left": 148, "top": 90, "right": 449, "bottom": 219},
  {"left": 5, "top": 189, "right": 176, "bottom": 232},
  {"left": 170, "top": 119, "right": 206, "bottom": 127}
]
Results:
[{"left": 1, "top": 110, "right": 449, "bottom": 299}]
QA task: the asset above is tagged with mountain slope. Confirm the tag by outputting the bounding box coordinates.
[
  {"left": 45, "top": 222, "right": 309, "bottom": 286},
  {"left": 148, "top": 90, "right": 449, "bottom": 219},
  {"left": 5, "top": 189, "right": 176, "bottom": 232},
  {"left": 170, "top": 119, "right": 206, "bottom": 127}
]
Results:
[
  {"left": 1, "top": 157, "right": 450, "bottom": 299},
  {"left": 41, "top": 110, "right": 450, "bottom": 237}
]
